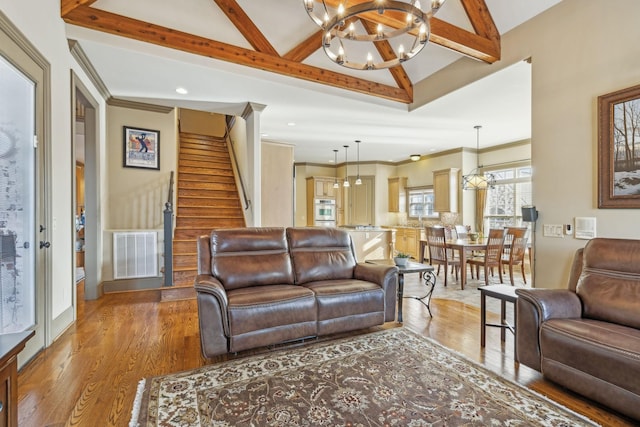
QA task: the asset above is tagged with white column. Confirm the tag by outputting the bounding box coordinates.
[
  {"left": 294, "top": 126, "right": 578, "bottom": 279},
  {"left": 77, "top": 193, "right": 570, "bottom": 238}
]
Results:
[{"left": 241, "top": 102, "right": 267, "bottom": 227}]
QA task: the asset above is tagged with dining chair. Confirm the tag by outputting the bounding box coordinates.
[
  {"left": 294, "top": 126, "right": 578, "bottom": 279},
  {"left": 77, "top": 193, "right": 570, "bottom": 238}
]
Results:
[
  {"left": 466, "top": 228, "right": 506, "bottom": 286},
  {"left": 501, "top": 228, "right": 528, "bottom": 285},
  {"left": 425, "top": 226, "right": 460, "bottom": 287},
  {"left": 454, "top": 225, "right": 468, "bottom": 239}
]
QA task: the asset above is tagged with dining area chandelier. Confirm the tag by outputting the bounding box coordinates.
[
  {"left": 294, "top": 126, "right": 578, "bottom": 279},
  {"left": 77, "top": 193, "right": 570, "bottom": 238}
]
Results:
[{"left": 303, "top": 0, "right": 446, "bottom": 70}]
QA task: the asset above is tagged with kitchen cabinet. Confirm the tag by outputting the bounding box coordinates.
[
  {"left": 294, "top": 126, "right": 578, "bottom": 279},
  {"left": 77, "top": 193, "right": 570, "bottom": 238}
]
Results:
[
  {"left": 389, "top": 227, "right": 425, "bottom": 260},
  {"left": 388, "top": 176, "right": 407, "bottom": 212},
  {"left": 307, "top": 176, "right": 337, "bottom": 199},
  {"left": 433, "top": 168, "right": 459, "bottom": 213},
  {"left": 346, "top": 176, "right": 374, "bottom": 226},
  {"left": 306, "top": 176, "right": 337, "bottom": 226}
]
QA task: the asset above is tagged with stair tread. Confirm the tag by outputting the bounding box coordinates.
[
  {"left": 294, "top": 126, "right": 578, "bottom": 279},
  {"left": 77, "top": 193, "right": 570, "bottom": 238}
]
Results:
[{"left": 173, "top": 131, "right": 245, "bottom": 284}]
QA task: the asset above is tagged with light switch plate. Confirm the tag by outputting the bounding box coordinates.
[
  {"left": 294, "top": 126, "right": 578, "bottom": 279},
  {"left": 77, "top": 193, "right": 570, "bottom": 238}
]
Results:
[{"left": 543, "top": 224, "right": 564, "bottom": 238}]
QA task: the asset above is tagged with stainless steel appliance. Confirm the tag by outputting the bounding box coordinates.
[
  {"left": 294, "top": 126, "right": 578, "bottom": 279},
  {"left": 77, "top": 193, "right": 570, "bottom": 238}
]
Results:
[{"left": 314, "top": 198, "right": 336, "bottom": 227}]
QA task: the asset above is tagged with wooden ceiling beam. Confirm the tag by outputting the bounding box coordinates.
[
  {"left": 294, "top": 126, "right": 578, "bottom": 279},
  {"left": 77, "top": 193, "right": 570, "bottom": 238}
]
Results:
[
  {"left": 460, "top": 0, "right": 500, "bottom": 40},
  {"left": 60, "top": 0, "right": 98, "bottom": 17},
  {"left": 212, "top": 0, "right": 279, "bottom": 56},
  {"left": 283, "top": 30, "right": 323, "bottom": 62},
  {"left": 360, "top": 19, "right": 413, "bottom": 99},
  {"left": 322, "top": 0, "right": 500, "bottom": 63},
  {"left": 62, "top": 6, "right": 412, "bottom": 103}
]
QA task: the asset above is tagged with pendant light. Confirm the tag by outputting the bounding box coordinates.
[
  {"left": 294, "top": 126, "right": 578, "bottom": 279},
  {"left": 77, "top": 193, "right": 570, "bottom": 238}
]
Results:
[
  {"left": 355, "top": 140, "right": 362, "bottom": 185},
  {"left": 462, "top": 125, "right": 496, "bottom": 190},
  {"left": 343, "top": 145, "right": 350, "bottom": 187},
  {"left": 333, "top": 149, "right": 340, "bottom": 188}
]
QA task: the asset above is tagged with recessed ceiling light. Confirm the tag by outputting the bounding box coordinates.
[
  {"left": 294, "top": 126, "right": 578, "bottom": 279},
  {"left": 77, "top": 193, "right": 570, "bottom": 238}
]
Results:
[
  {"left": 287, "top": 122, "right": 296, "bottom": 127},
  {"left": 176, "top": 87, "right": 188, "bottom": 94}
]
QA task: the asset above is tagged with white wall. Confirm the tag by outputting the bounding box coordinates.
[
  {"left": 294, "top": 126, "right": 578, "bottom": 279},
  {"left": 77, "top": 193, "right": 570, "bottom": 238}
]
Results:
[{"left": 0, "top": 0, "right": 107, "bottom": 336}]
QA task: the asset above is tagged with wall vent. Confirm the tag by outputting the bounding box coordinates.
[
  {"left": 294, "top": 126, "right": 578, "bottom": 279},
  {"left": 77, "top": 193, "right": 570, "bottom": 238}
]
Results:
[{"left": 112, "top": 231, "right": 158, "bottom": 279}]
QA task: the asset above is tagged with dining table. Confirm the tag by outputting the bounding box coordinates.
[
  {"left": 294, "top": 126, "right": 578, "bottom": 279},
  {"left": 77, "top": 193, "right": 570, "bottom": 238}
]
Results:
[
  {"left": 419, "top": 237, "right": 506, "bottom": 290},
  {"left": 444, "top": 238, "right": 489, "bottom": 290}
]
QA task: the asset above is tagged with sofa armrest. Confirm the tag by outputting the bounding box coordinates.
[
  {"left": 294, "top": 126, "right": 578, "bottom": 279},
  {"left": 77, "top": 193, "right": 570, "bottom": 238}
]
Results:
[
  {"left": 354, "top": 263, "right": 398, "bottom": 322},
  {"left": 516, "top": 289, "right": 582, "bottom": 321},
  {"left": 194, "top": 274, "right": 230, "bottom": 358},
  {"left": 515, "top": 289, "right": 582, "bottom": 370}
]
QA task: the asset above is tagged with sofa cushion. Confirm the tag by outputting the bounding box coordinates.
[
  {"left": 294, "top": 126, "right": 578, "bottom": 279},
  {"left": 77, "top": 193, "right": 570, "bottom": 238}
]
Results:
[
  {"left": 226, "top": 284, "right": 317, "bottom": 352},
  {"left": 303, "top": 279, "right": 385, "bottom": 335},
  {"left": 577, "top": 238, "right": 640, "bottom": 329},
  {"left": 287, "top": 227, "right": 356, "bottom": 284},
  {"left": 210, "top": 227, "right": 294, "bottom": 291},
  {"left": 540, "top": 318, "right": 640, "bottom": 397}
]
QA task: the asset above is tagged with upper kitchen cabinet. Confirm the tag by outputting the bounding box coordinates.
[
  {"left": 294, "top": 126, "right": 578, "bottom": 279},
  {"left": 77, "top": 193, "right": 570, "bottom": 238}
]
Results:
[
  {"left": 433, "top": 168, "right": 459, "bottom": 213},
  {"left": 388, "top": 176, "right": 407, "bottom": 212},
  {"left": 308, "top": 176, "right": 337, "bottom": 199}
]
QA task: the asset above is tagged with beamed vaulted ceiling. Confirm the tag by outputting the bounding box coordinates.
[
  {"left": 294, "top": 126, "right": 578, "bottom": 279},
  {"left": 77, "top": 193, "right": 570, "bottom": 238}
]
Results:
[
  {"left": 61, "top": 0, "right": 500, "bottom": 104},
  {"left": 61, "top": 0, "right": 561, "bottom": 163}
]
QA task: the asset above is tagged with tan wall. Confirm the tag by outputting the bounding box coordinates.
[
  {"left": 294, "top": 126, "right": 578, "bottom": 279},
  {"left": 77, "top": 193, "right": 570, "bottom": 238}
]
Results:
[
  {"left": 529, "top": 0, "right": 640, "bottom": 286},
  {"left": 415, "top": 0, "right": 640, "bottom": 287},
  {"left": 262, "top": 141, "right": 294, "bottom": 226},
  {"left": 103, "top": 105, "right": 178, "bottom": 280},
  {"left": 179, "top": 108, "right": 226, "bottom": 137}
]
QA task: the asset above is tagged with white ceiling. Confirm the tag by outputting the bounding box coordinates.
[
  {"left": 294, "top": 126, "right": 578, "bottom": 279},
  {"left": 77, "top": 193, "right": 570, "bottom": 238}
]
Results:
[{"left": 66, "top": 0, "right": 562, "bottom": 163}]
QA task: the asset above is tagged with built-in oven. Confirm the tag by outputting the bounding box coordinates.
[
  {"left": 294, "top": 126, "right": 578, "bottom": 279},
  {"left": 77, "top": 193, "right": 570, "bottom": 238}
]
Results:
[{"left": 314, "top": 198, "right": 336, "bottom": 226}]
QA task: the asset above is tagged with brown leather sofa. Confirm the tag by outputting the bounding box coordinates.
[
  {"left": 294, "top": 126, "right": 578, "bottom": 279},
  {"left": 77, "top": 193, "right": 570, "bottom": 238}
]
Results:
[
  {"left": 194, "top": 227, "right": 398, "bottom": 358},
  {"left": 516, "top": 238, "right": 640, "bottom": 421}
]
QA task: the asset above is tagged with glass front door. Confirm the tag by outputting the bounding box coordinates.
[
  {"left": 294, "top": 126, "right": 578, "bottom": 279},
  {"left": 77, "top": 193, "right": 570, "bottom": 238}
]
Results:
[{"left": 0, "top": 54, "right": 36, "bottom": 333}]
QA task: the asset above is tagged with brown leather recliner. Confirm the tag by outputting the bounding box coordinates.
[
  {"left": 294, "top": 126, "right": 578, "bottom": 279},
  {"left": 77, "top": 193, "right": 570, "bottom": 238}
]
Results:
[
  {"left": 516, "top": 238, "right": 640, "bottom": 421},
  {"left": 194, "top": 227, "right": 397, "bottom": 358}
]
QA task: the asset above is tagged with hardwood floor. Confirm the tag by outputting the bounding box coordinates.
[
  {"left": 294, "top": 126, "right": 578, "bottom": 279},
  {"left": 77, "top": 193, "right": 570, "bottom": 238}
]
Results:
[{"left": 17, "top": 283, "right": 635, "bottom": 426}]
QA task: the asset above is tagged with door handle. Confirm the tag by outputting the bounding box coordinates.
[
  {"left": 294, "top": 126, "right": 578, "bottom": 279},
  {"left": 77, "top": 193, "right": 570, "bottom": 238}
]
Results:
[{"left": 39, "top": 241, "right": 50, "bottom": 249}]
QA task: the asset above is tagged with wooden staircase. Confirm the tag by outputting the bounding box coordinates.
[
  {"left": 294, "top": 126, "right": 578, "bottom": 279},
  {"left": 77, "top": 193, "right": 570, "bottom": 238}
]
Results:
[{"left": 172, "top": 132, "right": 245, "bottom": 287}]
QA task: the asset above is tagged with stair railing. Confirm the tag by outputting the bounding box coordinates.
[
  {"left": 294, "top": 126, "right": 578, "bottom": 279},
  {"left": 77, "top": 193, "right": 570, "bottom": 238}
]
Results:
[
  {"left": 163, "top": 170, "right": 174, "bottom": 287},
  {"left": 225, "top": 116, "right": 251, "bottom": 211}
]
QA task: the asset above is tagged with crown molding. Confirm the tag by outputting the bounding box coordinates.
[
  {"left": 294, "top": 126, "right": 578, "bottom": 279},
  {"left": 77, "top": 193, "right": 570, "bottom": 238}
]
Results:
[{"left": 68, "top": 39, "right": 110, "bottom": 100}]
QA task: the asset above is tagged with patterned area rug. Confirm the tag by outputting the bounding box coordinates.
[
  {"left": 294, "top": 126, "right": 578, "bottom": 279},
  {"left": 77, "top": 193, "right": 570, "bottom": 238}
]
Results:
[{"left": 131, "top": 328, "right": 597, "bottom": 426}]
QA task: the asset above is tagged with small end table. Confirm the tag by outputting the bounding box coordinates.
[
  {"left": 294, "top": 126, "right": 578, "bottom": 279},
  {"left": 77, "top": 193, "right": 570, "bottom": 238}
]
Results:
[
  {"left": 479, "top": 284, "right": 518, "bottom": 359},
  {"left": 366, "top": 259, "right": 436, "bottom": 322}
]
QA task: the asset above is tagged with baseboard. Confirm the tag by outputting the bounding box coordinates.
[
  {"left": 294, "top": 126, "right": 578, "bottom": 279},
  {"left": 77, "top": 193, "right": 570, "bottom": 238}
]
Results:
[
  {"left": 51, "top": 304, "right": 75, "bottom": 342},
  {"left": 160, "top": 286, "right": 196, "bottom": 302},
  {"left": 103, "top": 277, "right": 164, "bottom": 293}
]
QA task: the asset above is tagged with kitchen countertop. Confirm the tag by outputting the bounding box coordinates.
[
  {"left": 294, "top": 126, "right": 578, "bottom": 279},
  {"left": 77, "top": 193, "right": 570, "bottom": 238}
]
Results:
[{"left": 339, "top": 226, "right": 388, "bottom": 231}]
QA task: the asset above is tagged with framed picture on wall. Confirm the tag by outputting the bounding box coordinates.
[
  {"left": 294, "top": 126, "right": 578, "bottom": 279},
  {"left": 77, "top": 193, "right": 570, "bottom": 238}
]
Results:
[
  {"left": 598, "top": 83, "right": 640, "bottom": 208},
  {"left": 123, "top": 126, "right": 160, "bottom": 170}
]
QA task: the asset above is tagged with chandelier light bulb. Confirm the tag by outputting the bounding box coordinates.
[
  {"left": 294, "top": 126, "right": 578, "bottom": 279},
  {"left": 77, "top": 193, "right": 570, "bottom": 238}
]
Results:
[
  {"left": 399, "top": 44, "right": 407, "bottom": 61},
  {"left": 337, "top": 46, "right": 345, "bottom": 64},
  {"left": 419, "top": 23, "right": 428, "bottom": 43},
  {"left": 366, "top": 52, "right": 373, "bottom": 69},
  {"left": 377, "top": 23, "right": 383, "bottom": 38},
  {"left": 348, "top": 22, "right": 355, "bottom": 38}
]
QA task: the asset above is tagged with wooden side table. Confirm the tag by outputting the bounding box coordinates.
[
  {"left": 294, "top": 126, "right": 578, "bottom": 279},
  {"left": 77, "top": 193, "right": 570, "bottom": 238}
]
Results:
[
  {"left": 0, "top": 330, "right": 35, "bottom": 426},
  {"left": 479, "top": 285, "right": 518, "bottom": 360}
]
